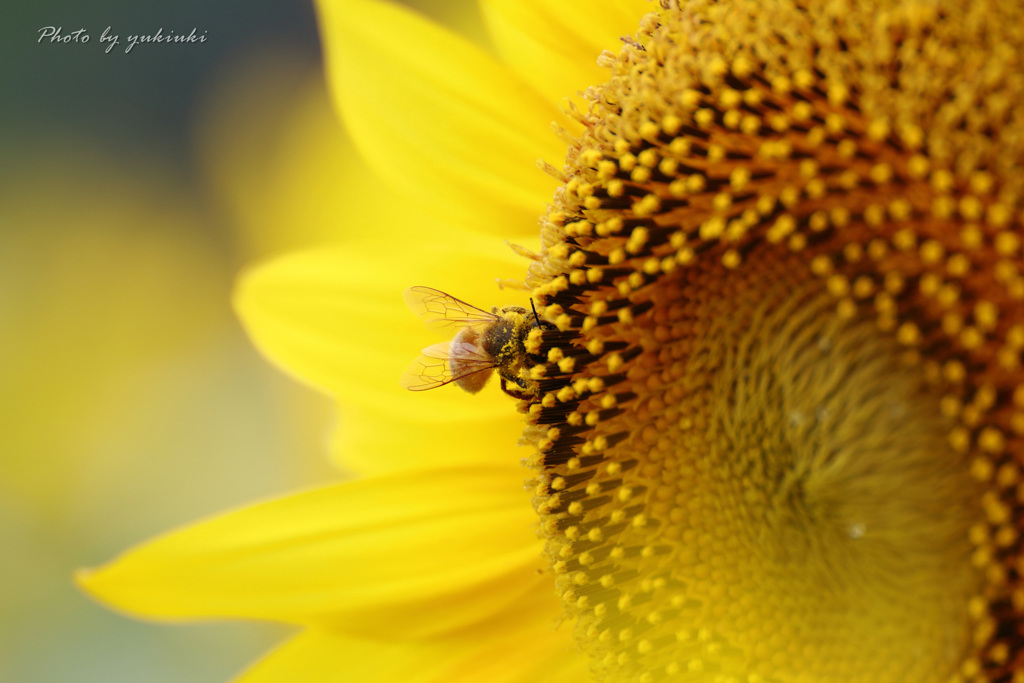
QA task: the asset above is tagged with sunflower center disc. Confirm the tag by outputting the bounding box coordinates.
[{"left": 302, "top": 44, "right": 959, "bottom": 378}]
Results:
[
  {"left": 519, "top": 1, "right": 1024, "bottom": 680},
  {"left": 529, "top": 248, "right": 980, "bottom": 681}
]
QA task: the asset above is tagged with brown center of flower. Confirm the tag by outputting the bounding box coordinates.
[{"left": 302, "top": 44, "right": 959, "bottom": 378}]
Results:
[{"left": 520, "top": 2, "right": 1024, "bottom": 681}]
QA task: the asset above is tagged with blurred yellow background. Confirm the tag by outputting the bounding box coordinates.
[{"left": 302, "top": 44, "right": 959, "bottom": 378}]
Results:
[{"left": 1, "top": 1, "right": 489, "bottom": 681}]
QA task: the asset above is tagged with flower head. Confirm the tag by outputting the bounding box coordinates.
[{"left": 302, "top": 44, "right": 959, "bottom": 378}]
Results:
[
  {"left": 519, "top": 1, "right": 1024, "bottom": 680},
  {"left": 78, "top": 0, "right": 1024, "bottom": 681}
]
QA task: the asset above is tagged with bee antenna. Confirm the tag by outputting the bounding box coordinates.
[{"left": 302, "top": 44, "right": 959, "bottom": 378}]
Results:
[{"left": 530, "top": 298, "right": 541, "bottom": 328}]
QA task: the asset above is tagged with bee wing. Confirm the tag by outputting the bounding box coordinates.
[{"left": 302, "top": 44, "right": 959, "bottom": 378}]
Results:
[
  {"left": 400, "top": 341, "right": 496, "bottom": 391},
  {"left": 403, "top": 286, "right": 498, "bottom": 332}
]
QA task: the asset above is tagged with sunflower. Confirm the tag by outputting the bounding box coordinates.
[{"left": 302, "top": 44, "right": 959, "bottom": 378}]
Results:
[{"left": 80, "top": 0, "right": 1024, "bottom": 681}]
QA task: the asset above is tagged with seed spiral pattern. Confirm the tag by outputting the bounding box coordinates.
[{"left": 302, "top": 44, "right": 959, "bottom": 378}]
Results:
[{"left": 519, "top": 1, "right": 1024, "bottom": 681}]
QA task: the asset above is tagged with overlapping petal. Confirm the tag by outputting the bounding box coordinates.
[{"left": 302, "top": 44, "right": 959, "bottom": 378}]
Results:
[
  {"left": 234, "top": 629, "right": 451, "bottom": 683},
  {"left": 78, "top": 465, "right": 545, "bottom": 641},
  {"left": 316, "top": 0, "right": 564, "bottom": 236},
  {"left": 236, "top": 584, "right": 587, "bottom": 683},
  {"left": 480, "top": 0, "right": 651, "bottom": 106}
]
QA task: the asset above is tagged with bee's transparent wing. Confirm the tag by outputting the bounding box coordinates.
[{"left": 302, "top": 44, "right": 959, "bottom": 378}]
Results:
[
  {"left": 400, "top": 341, "right": 496, "bottom": 391},
  {"left": 403, "top": 286, "right": 497, "bottom": 332}
]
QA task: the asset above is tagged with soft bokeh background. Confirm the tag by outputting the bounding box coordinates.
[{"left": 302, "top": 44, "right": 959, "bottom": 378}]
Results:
[{"left": 1, "top": 1, "right": 485, "bottom": 681}]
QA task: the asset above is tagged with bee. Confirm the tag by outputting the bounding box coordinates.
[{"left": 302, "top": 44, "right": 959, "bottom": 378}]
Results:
[{"left": 401, "top": 286, "right": 547, "bottom": 400}]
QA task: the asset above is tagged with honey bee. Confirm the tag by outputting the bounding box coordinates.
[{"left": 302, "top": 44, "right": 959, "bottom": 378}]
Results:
[{"left": 401, "top": 286, "right": 547, "bottom": 399}]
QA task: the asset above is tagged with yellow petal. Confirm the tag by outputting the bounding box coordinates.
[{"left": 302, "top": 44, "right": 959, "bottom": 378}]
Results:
[
  {"left": 480, "top": 0, "right": 652, "bottom": 106},
  {"left": 433, "top": 581, "right": 587, "bottom": 683},
  {"left": 237, "top": 584, "right": 584, "bottom": 683},
  {"left": 234, "top": 239, "right": 528, "bottom": 400},
  {"left": 78, "top": 465, "right": 546, "bottom": 640},
  {"left": 234, "top": 242, "right": 536, "bottom": 472},
  {"left": 234, "top": 629, "right": 452, "bottom": 683},
  {"left": 315, "top": 0, "right": 563, "bottom": 235},
  {"left": 330, "top": 400, "right": 525, "bottom": 474}
]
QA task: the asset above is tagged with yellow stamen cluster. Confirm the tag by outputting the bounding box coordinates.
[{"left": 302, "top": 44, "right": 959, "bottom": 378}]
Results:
[{"left": 522, "top": 1, "right": 1024, "bottom": 681}]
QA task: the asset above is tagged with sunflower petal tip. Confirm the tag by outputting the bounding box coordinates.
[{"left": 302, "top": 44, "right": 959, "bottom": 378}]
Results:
[
  {"left": 72, "top": 566, "right": 96, "bottom": 589},
  {"left": 73, "top": 562, "right": 121, "bottom": 607}
]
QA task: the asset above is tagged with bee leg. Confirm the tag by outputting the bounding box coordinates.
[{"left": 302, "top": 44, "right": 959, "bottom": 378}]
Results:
[{"left": 499, "top": 375, "right": 534, "bottom": 401}]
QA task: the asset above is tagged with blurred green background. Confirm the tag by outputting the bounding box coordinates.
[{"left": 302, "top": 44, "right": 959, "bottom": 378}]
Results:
[
  {"left": 0, "top": 1, "right": 482, "bottom": 681},
  {"left": 2, "top": 3, "right": 332, "bottom": 683}
]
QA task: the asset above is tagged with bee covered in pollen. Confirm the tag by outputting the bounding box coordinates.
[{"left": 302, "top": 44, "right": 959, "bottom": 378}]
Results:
[{"left": 400, "top": 286, "right": 549, "bottom": 400}]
